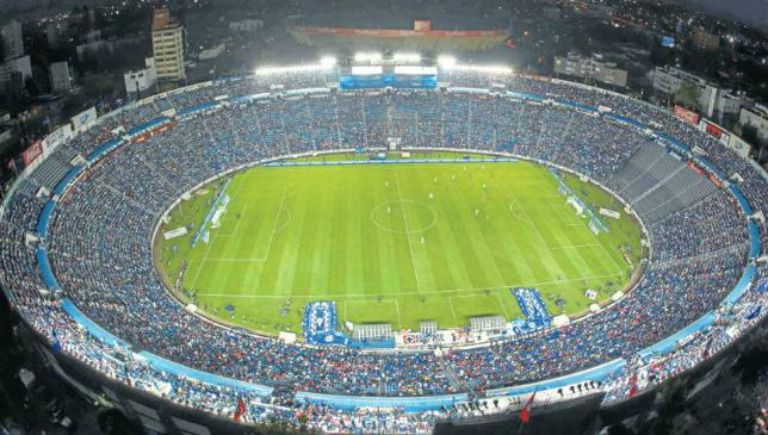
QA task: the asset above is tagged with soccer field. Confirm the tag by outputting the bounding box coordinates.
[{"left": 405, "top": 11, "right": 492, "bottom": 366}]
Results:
[{"left": 156, "top": 153, "right": 643, "bottom": 335}]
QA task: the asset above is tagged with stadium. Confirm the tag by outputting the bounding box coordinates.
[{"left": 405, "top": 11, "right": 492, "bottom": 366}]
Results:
[{"left": 1, "top": 54, "right": 767, "bottom": 434}]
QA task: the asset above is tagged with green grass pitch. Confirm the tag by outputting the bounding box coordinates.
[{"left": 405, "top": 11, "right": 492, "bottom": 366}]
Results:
[{"left": 155, "top": 152, "right": 643, "bottom": 335}]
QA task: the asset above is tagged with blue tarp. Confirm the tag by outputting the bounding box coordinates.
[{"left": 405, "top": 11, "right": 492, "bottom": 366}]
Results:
[
  {"left": 654, "top": 131, "right": 691, "bottom": 154},
  {"left": 729, "top": 185, "right": 754, "bottom": 216},
  {"left": 53, "top": 165, "right": 84, "bottom": 196},
  {"left": 637, "top": 312, "right": 716, "bottom": 359},
  {"left": 126, "top": 117, "right": 169, "bottom": 137},
  {"left": 486, "top": 358, "right": 626, "bottom": 398},
  {"left": 86, "top": 138, "right": 123, "bottom": 163},
  {"left": 748, "top": 220, "right": 762, "bottom": 259},
  {"left": 176, "top": 102, "right": 218, "bottom": 117},
  {"left": 295, "top": 390, "right": 468, "bottom": 412},
  {"left": 61, "top": 298, "right": 130, "bottom": 348},
  {"left": 37, "top": 200, "right": 55, "bottom": 237},
  {"left": 231, "top": 93, "right": 270, "bottom": 105},
  {"left": 36, "top": 247, "right": 61, "bottom": 291},
  {"left": 604, "top": 113, "right": 649, "bottom": 130},
  {"left": 723, "top": 264, "right": 758, "bottom": 306},
  {"left": 505, "top": 91, "right": 545, "bottom": 102},
  {"left": 555, "top": 99, "right": 598, "bottom": 113},
  {"left": 138, "top": 351, "right": 273, "bottom": 396}
]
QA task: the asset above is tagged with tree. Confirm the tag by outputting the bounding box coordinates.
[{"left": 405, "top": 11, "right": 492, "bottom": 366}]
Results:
[{"left": 674, "top": 82, "right": 701, "bottom": 110}]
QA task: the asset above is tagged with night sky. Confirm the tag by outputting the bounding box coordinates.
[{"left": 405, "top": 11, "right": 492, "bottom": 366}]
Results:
[{"left": 668, "top": 0, "right": 768, "bottom": 28}]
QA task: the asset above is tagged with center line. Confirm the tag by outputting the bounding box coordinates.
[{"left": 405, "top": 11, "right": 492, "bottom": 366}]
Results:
[{"left": 395, "top": 171, "right": 423, "bottom": 292}]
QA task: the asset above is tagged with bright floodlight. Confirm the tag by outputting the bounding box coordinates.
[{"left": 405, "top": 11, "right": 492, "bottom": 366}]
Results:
[
  {"left": 350, "top": 65, "right": 383, "bottom": 75},
  {"left": 354, "top": 51, "right": 383, "bottom": 63},
  {"left": 393, "top": 52, "right": 421, "bottom": 63},
  {"left": 319, "top": 56, "right": 337, "bottom": 68},
  {"left": 437, "top": 55, "right": 458, "bottom": 68},
  {"left": 255, "top": 64, "right": 327, "bottom": 75}
]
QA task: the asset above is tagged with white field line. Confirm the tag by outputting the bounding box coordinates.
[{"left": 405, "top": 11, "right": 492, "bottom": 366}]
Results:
[
  {"left": 590, "top": 228, "right": 626, "bottom": 272},
  {"left": 496, "top": 292, "right": 511, "bottom": 319},
  {"left": 208, "top": 189, "right": 288, "bottom": 262},
  {"left": 394, "top": 298, "right": 402, "bottom": 329},
  {"left": 394, "top": 171, "right": 423, "bottom": 292},
  {"left": 214, "top": 205, "right": 247, "bottom": 238},
  {"left": 546, "top": 242, "right": 601, "bottom": 250},
  {"left": 187, "top": 182, "right": 243, "bottom": 290},
  {"left": 447, "top": 296, "right": 459, "bottom": 324},
  {"left": 196, "top": 271, "right": 623, "bottom": 299},
  {"left": 508, "top": 189, "right": 553, "bottom": 251},
  {"left": 256, "top": 188, "right": 288, "bottom": 262},
  {"left": 188, "top": 230, "right": 217, "bottom": 291}
]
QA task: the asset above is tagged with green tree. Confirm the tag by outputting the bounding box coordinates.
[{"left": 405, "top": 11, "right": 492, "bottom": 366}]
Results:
[{"left": 674, "top": 81, "right": 701, "bottom": 110}]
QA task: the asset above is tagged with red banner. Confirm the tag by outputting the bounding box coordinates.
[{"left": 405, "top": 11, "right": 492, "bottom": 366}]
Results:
[
  {"left": 705, "top": 122, "right": 724, "bottom": 139},
  {"left": 687, "top": 162, "right": 706, "bottom": 176},
  {"left": 673, "top": 105, "right": 700, "bottom": 125},
  {"left": 22, "top": 140, "right": 44, "bottom": 167}
]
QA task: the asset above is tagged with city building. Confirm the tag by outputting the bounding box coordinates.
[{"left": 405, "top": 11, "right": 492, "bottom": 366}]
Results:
[
  {"left": 48, "top": 61, "right": 72, "bottom": 94},
  {"left": 151, "top": 8, "right": 185, "bottom": 82},
  {"left": 691, "top": 28, "right": 720, "bottom": 52},
  {"left": 229, "top": 19, "right": 264, "bottom": 33},
  {"left": 553, "top": 53, "right": 628, "bottom": 88},
  {"left": 739, "top": 104, "right": 768, "bottom": 141},
  {"left": 0, "top": 55, "right": 31, "bottom": 87},
  {"left": 651, "top": 66, "right": 753, "bottom": 118},
  {"left": 1, "top": 20, "right": 24, "bottom": 60},
  {"left": 124, "top": 58, "right": 157, "bottom": 97},
  {"left": 76, "top": 40, "right": 115, "bottom": 62}
]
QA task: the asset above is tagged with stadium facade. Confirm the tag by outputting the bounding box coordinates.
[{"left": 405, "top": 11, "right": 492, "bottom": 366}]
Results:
[{"left": 1, "top": 59, "right": 767, "bottom": 433}]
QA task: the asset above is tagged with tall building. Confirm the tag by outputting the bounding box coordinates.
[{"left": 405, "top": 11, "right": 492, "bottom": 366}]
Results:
[
  {"left": 151, "top": 8, "right": 185, "bottom": 82},
  {"left": 124, "top": 57, "right": 157, "bottom": 97},
  {"left": 1, "top": 20, "right": 24, "bottom": 60},
  {"left": 739, "top": 104, "right": 768, "bottom": 142},
  {"left": 0, "top": 55, "right": 31, "bottom": 87},
  {"left": 651, "top": 66, "right": 753, "bottom": 118},
  {"left": 49, "top": 61, "right": 72, "bottom": 94},
  {"left": 553, "top": 53, "right": 628, "bottom": 88}
]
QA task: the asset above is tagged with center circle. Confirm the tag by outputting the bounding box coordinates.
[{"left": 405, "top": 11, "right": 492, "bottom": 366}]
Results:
[{"left": 370, "top": 200, "right": 438, "bottom": 234}]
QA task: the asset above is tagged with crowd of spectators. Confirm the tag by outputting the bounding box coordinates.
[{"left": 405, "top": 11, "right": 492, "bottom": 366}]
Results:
[{"left": 0, "top": 69, "right": 766, "bottom": 432}]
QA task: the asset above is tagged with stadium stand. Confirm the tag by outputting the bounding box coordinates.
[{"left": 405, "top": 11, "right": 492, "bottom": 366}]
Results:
[{"left": 0, "top": 68, "right": 766, "bottom": 433}]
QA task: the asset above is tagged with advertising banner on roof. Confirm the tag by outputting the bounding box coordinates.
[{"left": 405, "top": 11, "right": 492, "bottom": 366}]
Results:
[
  {"left": 22, "top": 140, "right": 44, "bottom": 167},
  {"left": 727, "top": 134, "right": 752, "bottom": 159},
  {"left": 42, "top": 124, "right": 74, "bottom": 154},
  {"left": 71, "top": 106, "right": 97, "bottom": 131},
  {"left": 704, "top": 121, "right": 724, "bottom": 139},
  {"left": 673, "top": 105, "right": 700, "bottom": 125}
]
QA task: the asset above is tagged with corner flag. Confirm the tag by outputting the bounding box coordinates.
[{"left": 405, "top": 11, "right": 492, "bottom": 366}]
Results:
[
  {"left": 520, "top": 391, "right": 536, "bottom": 423},
  {"left": 234, "top": 397, "right": 247, "bottom": 422}
]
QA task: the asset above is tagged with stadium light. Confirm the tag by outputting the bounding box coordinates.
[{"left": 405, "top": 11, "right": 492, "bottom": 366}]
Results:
[
  {"left": 350, "top": 65, "right": 383, "bottom": 75},
  {"left": 392, "top": 52, "right": 421, "bottom": 63},
  {"left": 353, "top": 51, "right": 383, "bottom": 63},
  {"left": 319, "top": 56, "right": 337, "bottom": 68},
  {"left": 442, "top": 63, "right": 514, "bottom": 75},
  {"left": 437, "top": 55, "right": 458, "bottom": 68},
  {"left": 255, "top": 63, "right": 330, "bottom": 75},
  {"left": 394, "top": 65, "right": 437, "bottom": 75}
]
